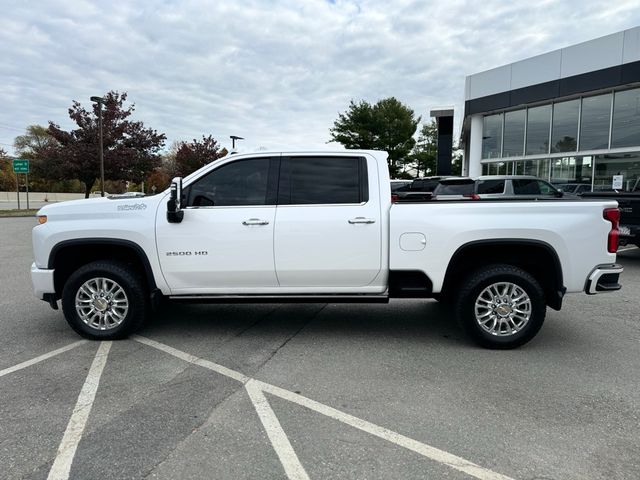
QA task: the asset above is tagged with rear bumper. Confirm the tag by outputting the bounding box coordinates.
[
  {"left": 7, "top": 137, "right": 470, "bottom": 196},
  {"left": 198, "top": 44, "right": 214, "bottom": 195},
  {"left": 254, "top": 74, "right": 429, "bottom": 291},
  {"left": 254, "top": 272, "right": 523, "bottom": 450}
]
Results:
[
  {"left": 585, "top": 264, "right": 623, "bottom": 294},
  {"left": 31, "top": 262, "right": 55, "bottom": 300}
]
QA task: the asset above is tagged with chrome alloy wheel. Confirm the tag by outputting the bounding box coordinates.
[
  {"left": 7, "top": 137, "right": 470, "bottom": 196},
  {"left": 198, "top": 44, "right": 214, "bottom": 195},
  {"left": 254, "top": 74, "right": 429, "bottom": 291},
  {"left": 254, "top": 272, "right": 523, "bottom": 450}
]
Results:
[
  {"left": 75, "top": 277, "right": 129, "bottom": 330},
  {"left": 474, "top": 282, "right": 532, "bottom": 336}
]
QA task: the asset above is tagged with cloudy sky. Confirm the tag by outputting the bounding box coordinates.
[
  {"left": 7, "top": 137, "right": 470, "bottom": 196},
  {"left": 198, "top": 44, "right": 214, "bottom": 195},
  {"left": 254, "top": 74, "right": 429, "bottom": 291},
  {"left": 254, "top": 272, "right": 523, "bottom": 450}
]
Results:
[{"left": 1, "top": 0, "right": 639, "bottom": 155}]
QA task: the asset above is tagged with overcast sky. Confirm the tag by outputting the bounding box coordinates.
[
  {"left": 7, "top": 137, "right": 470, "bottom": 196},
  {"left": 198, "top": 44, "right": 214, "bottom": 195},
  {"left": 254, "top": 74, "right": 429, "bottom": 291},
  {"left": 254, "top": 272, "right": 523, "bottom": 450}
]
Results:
[{"left": 1, "top": 0, "right": 639, "bottom": 155}]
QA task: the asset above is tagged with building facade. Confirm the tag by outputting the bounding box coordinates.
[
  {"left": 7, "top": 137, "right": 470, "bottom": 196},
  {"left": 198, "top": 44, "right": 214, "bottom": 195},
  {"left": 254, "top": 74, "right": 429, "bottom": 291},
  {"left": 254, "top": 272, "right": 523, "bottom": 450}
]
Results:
[{"left": 461, "top": 27, "right": 640, "bottom": 192}]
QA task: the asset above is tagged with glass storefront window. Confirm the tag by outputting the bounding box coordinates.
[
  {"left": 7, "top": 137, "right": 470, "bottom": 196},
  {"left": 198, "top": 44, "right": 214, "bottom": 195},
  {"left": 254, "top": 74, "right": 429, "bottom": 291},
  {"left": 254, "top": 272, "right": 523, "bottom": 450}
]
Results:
[
  {"left": 551, "top": 100, "right": 579, "bottom": 153},
  {"left": 482, "top": 114, "right": 502, "bottom": 159},
  {"left": 502, "top": 110, "right": 525, "bottom": 157},
  {"left": 525, "top": 105, "right": 551, "bottom": 155},
  {"left": 550, "top": 156, "right": 593, "bottom": 187},
  {"left": 612, "top": 88, "right": 640, "bottom": 149},
  {"left": 580, "top": 94, "right": 612, "bottom": 151},
  {"left": 593, "top": 153, "right": 640, "bottom": 191}
]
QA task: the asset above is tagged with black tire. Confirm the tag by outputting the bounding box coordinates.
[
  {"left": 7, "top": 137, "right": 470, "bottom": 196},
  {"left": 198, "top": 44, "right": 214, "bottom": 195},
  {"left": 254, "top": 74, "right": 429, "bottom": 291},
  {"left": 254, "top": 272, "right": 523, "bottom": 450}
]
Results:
[
  {"left": 61, "top": 260, "right": 148, "bottom": 340},
  {"left": 454, "top": 264, "right": 546, "bottom": 349}
]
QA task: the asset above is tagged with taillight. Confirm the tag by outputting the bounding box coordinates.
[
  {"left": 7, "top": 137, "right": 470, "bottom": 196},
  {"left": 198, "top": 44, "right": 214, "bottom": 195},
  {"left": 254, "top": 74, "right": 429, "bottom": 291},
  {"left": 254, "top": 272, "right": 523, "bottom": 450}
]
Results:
[
  {"left": 391, "top": 194, "right": 399, "bottom": 203},
  {"left": 603, "top": 208, "right": 620, "bottom": 253},
  {"left": 463, "top": 194, "right": 481, "bottom": 200}
]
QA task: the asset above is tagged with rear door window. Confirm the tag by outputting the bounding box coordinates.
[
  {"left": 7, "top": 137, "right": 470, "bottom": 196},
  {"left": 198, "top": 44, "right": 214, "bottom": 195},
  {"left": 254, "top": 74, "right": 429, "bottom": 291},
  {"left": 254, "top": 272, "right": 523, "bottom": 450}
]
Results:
[
  {"left": 278, "top": 156, "right": 368, "bottom": 205},
  {"left": 512, "top": 179, "right": 541, "bottom": 195},
  {"left": 435, "top": 183, "right": 474, "bottom": 195},
  {"left": 476, "top": 179, "right": 505, "bottom": 194}
]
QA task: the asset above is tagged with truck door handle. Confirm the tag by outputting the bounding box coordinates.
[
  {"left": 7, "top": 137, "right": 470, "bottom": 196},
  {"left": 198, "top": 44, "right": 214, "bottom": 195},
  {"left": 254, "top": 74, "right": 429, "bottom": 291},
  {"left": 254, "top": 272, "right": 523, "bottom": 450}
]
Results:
[
  {"left": 242, "top": 218, "right": 270, "bottom": 226},
  {"left": 348, "top": 217, "right": 376, "bottom": 224}
]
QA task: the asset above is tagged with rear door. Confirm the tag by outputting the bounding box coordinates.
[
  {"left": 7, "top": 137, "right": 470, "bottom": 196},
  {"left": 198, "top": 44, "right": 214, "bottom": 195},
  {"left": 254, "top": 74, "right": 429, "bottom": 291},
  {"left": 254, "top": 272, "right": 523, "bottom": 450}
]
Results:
[{"left": 273, "top": 154, "right": 382, "bottom": 288}]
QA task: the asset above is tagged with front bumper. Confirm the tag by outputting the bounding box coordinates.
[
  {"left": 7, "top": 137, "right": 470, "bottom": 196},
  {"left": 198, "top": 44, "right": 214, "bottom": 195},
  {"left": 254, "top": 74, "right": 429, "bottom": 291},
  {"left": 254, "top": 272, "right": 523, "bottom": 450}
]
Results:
[
  {"left": 31, "top": 262, "right": 55, "bottom": 300},
  {"left": 585, "top": 264, "right": 623, "bottom": 294}
]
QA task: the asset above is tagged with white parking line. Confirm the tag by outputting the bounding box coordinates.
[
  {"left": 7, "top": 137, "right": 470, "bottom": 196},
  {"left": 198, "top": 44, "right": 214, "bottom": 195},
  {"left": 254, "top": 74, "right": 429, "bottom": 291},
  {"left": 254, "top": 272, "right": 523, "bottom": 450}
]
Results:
[
  {"left": 47, "top": 342, "right": 112, "bottom": 480},
  {"left": 246, "top": 379, "right": 311, "bottom": 480},
  {"left": 133, "top": 336, "right": 515, "bottom": 480},
  {"left": 132, "top": 335, "right": 249, "bottom": 383},
  {"left": 0, "top": 340, "right": 87, "bottom": 378}
]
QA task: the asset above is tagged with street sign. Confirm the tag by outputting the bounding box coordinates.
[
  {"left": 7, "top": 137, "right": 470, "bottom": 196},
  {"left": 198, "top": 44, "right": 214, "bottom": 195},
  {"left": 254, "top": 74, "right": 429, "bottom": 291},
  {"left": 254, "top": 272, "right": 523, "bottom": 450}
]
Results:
[{"left": 13, "top": 159, "right": 29, "bottom": 174}]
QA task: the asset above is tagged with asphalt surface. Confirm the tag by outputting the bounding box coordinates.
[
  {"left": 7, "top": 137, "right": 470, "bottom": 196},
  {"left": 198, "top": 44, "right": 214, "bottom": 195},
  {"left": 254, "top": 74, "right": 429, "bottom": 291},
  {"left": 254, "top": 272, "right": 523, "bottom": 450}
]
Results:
[{"left": 1, "top": 216, "right": 639, "bottom": 480}]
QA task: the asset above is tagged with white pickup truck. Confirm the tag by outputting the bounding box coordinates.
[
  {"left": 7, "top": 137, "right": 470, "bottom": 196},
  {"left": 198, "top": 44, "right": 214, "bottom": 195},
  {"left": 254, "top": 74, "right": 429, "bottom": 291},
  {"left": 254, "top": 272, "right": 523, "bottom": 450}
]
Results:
[{"left": 31, "top": 150, "right": 623, "bottom": 348}]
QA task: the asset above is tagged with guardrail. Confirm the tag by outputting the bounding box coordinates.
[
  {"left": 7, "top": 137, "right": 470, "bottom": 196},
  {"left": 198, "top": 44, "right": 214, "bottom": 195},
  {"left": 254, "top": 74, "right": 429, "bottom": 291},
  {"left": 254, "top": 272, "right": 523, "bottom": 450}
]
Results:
[{"left": 0, "top": 192, "right": 86, "bottom": 202}]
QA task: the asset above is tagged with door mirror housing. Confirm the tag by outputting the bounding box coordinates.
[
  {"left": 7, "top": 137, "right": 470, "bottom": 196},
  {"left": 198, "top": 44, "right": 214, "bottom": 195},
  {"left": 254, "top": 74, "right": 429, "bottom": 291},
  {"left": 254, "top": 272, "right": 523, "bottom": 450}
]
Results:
[
  {"left": 167, "top": 177, "right": 184, "bottom": 223},
  {"left": 555, "top": 188, "right": 564, "bottom": 198}
]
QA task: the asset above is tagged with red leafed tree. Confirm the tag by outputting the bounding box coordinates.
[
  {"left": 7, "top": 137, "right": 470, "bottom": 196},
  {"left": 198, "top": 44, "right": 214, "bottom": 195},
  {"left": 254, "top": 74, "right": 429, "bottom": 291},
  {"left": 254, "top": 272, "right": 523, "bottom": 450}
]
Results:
[
  {"left": 174, "top": 135, "right": 227, "bottom": 177},
  {"left": 42, "top": 91, "right": 166, "bottom": 197}
]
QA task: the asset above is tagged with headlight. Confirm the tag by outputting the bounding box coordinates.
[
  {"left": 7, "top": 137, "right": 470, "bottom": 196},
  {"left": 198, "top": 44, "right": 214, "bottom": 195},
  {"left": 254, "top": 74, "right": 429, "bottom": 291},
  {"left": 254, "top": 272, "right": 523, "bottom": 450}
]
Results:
[{"left": 37, "top": 215, "right": 47, "bottom": 225}]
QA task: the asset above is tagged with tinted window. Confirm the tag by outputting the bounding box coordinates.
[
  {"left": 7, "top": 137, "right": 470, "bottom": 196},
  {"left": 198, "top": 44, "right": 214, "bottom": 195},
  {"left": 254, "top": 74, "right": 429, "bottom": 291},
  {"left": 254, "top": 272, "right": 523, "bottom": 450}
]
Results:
[
  {"left": 512, "top": 179, "right": 540, "bottom": 195},
  {"left": 435, "top": 183, "right": 474, "bottom": 195},
  {"left": 186, "top": 158, "right": 270, "bottom": 207},
  {"left": 612, "top": 88, "right": 640, "bottom": 148},
  {"left": 551, "top": 99, "right": 579, "bottom": 153},
  {"left": 526, "top": 105, "right": 551, "bottom": 155},
  {"left": 476, "top": 179, "right": 505, "bottom": 194},
  {"left": 537, "top": 180, "right": 557, "bottom": 194},
  {"left": 482, "top": 114, "right": 502, "bottom": 159},
  {"left": 502, "top": 110, "right": 525, "bottom": 157},
  {"left": 411, "top": 179, "right": 440, "bottom": 192},
  {"left": 281, "top": 156, "right": 366, "bottom": 205},
  {"left": 512, "top": 179, "right": 556, "bottom": 195},
  {"left": 580, "top": 94, "right": 612, "bottom": 150}
]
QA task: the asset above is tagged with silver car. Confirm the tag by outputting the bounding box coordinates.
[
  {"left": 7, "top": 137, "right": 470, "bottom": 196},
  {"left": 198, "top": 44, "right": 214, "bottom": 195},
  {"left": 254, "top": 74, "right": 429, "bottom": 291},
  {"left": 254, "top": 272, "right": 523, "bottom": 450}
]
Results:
[{"left": 433, "top": 176, "right": 565, "bottom": 200}]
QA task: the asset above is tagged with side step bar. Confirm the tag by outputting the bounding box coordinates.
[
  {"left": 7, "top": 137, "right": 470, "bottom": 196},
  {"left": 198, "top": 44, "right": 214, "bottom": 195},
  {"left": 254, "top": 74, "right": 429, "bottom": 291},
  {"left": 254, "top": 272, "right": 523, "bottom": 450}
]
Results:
[{"left": 168, "top": 294, "right": 390, "bottom": 304}]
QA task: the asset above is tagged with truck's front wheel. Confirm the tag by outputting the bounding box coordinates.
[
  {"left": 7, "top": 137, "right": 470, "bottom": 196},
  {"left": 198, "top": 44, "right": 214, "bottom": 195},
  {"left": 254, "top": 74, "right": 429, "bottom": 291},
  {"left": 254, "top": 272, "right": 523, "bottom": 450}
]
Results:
[
  {"left": 61, "top": 261, "right": 148, "bottom": 340},
  {"left": 454, "top": 264, "right": 546, "bottom": 349}
]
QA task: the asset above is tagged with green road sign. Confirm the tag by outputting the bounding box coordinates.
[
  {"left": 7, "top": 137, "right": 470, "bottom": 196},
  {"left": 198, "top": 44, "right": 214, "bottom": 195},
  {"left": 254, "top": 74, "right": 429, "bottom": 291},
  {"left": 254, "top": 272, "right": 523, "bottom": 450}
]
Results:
[{"left": 13, "top": 159, "right": 29, "bottom": 174}]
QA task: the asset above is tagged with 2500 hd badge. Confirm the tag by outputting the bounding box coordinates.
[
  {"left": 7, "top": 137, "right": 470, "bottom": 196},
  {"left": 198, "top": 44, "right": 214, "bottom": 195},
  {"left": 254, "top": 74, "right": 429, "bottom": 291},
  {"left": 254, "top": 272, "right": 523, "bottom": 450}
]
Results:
[{"left": 165, "top": 251, "right": 208, "bottom": 256}]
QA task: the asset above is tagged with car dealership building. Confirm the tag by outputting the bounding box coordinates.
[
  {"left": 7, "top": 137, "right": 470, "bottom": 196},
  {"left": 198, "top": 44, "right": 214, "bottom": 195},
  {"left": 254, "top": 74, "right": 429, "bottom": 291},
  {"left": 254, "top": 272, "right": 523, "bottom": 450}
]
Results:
[{"left": 461, "top": 26, "right": 640, "bottom": 191}]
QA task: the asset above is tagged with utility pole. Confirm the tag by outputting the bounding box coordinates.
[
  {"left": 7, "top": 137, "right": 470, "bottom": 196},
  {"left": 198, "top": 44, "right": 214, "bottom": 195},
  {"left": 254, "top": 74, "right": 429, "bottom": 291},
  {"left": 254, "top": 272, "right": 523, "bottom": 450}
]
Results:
[{"left": 90, "top": 96, "right": 105, "bottom": 197}]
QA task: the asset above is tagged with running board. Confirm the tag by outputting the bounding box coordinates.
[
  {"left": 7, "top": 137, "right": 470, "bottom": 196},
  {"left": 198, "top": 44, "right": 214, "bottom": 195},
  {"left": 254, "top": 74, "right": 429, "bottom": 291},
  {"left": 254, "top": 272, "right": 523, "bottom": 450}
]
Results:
[{"left": 168, "top": 294, "right": 390, "bottom": 304}]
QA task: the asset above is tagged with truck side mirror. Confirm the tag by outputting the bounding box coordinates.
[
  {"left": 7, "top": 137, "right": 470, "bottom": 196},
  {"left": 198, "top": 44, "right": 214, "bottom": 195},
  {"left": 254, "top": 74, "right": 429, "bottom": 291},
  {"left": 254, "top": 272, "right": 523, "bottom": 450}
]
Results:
[{"left": 167, "top": 177, "right": 184, "bottom": 223}]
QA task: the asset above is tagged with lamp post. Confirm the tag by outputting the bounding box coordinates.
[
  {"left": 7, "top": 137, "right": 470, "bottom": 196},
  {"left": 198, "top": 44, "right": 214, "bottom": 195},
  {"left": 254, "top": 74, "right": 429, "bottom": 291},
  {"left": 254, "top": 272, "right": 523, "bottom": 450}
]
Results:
[
  {"left": 230, "top": 135, "right": 244, "bottom": 150},
  {"left": 90, "top": 96, "right": 105, "bottom": 197}
]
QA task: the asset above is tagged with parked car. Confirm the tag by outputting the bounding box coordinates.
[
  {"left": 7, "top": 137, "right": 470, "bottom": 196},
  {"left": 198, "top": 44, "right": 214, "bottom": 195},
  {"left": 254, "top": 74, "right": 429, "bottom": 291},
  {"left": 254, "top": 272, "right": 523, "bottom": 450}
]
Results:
[
  {"left": 393, "top": 176, "right": 448, "bottom": 201},
  {"left": 432, "top": 176, "right": 566, "bottom": 200},
  {"left": 32, "top": 151, "right": 622, "bottom": 349}
]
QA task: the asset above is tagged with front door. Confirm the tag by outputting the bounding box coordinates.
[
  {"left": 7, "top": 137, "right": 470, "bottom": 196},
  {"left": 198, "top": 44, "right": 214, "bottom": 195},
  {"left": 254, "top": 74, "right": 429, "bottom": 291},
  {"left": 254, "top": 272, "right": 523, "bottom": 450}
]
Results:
[{"left": 156, "top": 156, "right": 279, "bottom": 294}]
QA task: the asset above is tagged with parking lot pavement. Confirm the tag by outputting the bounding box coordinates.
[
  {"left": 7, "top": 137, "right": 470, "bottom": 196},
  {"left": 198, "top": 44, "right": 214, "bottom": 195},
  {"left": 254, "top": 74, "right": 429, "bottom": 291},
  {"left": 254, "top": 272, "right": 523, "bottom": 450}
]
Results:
[{"left": 1, "top": 216, "right": 639, "bottom": 480}]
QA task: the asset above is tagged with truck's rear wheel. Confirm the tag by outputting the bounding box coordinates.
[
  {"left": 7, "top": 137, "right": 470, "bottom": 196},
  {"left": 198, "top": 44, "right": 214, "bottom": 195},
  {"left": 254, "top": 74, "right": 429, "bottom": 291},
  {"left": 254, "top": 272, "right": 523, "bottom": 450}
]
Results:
[
  {"left": 454, "top": 264, "right": 546, "bottom": 349},
  {"left": 61, "top": 261, "right": 148, "bottom": 340}
]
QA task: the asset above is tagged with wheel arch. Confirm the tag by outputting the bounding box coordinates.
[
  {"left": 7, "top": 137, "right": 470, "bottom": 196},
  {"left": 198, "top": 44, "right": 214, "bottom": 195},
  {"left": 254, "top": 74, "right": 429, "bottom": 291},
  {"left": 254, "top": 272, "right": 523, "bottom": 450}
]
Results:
[
  {"left": 442, "top": 239, "right": 565, "bottom": 310},
  {"left": 48, "top": 238, "right": 157, "bottom": 299}
]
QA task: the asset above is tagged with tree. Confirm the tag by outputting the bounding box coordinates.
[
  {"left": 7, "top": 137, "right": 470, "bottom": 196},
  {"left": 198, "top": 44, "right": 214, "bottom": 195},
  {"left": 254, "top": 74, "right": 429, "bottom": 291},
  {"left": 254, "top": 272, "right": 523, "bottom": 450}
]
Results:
[
  {"left": 14, "top": 125, "right": 59, "bottom": 191},
  {"left": 329, "top": 97, "right": 420, "bottom": 177},
  {"left": 41, "top": 91, "right": 166, "bottom": 197},
  {"left": 410, "top": 121, "right": 438, "bottom": 177},
  {"left": 14, "top": 125, "right": 57, "bottom": 159},
  {"left": 0, "top": 149, "right": 17, "bottom": 191},
  {"left": 174, "top": 135, "right": 227, "bottom": 177}
]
